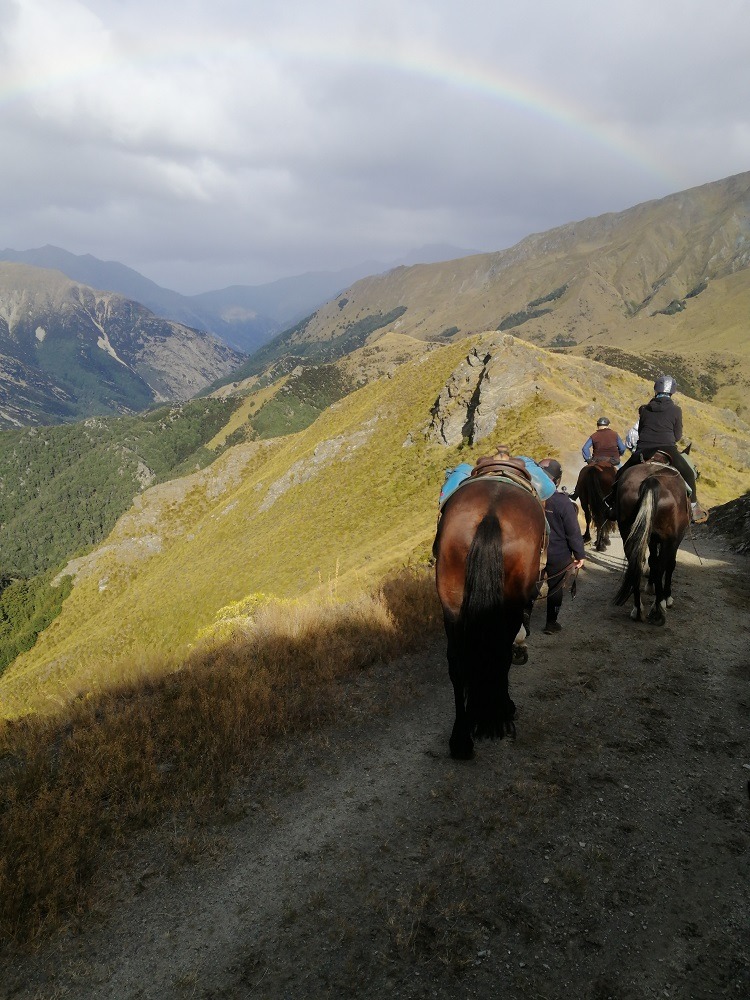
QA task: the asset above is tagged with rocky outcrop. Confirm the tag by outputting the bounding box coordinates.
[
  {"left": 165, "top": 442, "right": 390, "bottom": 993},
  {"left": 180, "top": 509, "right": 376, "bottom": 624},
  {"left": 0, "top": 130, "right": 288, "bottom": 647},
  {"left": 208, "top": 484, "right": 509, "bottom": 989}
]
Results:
[{"left": 427, "top": 335, "right": 545, "bottom": 446}]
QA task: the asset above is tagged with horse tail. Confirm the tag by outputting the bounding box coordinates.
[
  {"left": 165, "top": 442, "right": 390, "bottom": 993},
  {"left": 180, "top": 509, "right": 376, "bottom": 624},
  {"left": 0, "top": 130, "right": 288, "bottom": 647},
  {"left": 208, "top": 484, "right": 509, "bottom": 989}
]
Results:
[
  {"left": 615, "top": 477, "right": 659, "bottom": 605},
  {"left": 589, "top": 467, "right": 606, "bottom": 509},
  {"left": 459, "top": 512, "right": 509, "bottom": 738}
]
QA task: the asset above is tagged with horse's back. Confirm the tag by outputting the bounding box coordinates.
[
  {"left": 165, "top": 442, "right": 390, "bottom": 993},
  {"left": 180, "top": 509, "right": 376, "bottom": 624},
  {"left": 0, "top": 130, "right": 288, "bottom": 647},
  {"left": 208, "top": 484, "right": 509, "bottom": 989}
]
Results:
[{"left": 435, "top": 479, "right": 545, "bottom": 614}]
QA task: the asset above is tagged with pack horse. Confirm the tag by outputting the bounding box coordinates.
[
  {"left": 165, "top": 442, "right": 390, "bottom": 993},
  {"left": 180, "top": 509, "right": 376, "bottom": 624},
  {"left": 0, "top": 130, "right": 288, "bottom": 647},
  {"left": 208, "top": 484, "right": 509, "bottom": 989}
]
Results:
[{"left": 433, "top": 477, "right": 547, "bottom": 760}]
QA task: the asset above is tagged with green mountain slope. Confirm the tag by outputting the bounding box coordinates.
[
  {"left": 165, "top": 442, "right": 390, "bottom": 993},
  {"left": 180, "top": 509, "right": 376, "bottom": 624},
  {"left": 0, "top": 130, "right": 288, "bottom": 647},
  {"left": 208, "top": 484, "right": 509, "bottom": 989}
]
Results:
[
  {"left": 2, "top": 334, "right": 748, "bottom": 719},
  {"left": 0, "top": 398, "right": 242, "bottom": 578}
]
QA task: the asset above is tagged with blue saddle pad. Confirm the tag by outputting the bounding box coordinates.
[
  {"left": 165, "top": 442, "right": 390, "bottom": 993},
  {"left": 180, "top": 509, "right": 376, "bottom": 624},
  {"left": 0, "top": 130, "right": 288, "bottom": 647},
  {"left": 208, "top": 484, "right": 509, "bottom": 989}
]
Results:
[{"left": 439, "top": 463, "right": 474, "bottom": 505}]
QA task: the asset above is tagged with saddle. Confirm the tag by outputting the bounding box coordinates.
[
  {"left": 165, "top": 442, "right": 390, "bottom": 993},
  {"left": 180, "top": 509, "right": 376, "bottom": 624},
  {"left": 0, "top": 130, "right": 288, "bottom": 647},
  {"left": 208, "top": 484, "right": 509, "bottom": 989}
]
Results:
[
  {"left": 641, "top": 449, "right": 673, "bottom": 466},
  {"left": 588, "top": 457, "right": 618, "bottom": 469},
  {"left": 471, "top": 456, "right": 532, "bottom": 481}
]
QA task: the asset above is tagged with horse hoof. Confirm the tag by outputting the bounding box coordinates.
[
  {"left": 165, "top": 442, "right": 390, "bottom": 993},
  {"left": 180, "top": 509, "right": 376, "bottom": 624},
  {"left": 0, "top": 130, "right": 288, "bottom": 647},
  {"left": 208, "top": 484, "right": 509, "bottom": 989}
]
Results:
[
  {"left": 449, "top": 737, "right": 474, "bottom": 760},
  {"left": 512, "top": 644, "right": 528, "bottom": 665},
  {"left": 630, "top": 607, "right": 641, "bottom": 621},
  {"left": 666, "top": 597, "right": 674, "bottom": 608}
]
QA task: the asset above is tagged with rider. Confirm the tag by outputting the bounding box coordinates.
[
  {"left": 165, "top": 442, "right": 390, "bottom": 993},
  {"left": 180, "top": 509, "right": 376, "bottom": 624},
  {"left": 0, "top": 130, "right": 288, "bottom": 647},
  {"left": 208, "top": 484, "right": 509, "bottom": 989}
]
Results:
[
  {"left": 625, "top": 421, "right": 639, "bottom": 452},
  {"left": 581, "top": 417, "right": 626, "bottom": 466},
  {"left": 538, "top": 458, "right": 586, "bottom": 635},
  {"left": 612, "top": 375, "right": 708, "bottom": 524}
]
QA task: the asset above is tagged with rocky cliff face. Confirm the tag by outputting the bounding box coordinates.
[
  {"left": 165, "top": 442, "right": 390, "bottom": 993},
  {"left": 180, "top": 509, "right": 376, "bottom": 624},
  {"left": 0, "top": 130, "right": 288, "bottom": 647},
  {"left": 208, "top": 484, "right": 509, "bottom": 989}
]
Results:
[{"left": 0, "top": 264, "right": 243, "bottom": 427}]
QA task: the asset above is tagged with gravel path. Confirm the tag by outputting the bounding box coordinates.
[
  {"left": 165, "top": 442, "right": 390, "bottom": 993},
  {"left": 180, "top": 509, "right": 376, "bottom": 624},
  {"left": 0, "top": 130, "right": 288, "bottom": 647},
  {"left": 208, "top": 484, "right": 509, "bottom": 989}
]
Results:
[{"left": 4, "top": 530, "right": 749, "bottom": 1000}]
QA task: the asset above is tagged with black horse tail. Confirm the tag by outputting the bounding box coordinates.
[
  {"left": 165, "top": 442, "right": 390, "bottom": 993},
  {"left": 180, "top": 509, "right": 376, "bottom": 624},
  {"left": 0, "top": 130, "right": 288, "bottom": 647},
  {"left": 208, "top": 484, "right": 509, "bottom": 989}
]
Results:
[
  {"left": 615, "top": 477, "right": 659, "bottom": 605},
  {"left": 589, "top": 466, "right": 606, "bottom": 509},
  {"left": 459, "top": 513, "right": 511, "bottom": 739}
]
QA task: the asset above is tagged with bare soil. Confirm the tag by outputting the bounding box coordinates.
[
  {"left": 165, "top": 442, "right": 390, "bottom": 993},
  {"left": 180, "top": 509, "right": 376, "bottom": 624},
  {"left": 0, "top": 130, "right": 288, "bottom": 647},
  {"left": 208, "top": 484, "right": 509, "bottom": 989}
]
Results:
[{"left": 3, "top": 529, "right": 749, "bottom": 1000}]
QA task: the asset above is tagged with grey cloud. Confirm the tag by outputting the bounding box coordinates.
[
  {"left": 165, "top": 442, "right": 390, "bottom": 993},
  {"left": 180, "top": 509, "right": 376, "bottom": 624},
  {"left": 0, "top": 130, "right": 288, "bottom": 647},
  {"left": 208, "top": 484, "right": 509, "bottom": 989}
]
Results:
[{"left": 1, "top": 0, "right": 748, "bottom": 294}]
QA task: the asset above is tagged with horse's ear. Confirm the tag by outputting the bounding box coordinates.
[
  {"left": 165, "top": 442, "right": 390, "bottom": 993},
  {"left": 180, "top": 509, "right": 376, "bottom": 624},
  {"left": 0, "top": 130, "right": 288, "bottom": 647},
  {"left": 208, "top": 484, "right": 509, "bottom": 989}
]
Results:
[{"left": 683, "top": 441, "right": 692, "bottom": 455}]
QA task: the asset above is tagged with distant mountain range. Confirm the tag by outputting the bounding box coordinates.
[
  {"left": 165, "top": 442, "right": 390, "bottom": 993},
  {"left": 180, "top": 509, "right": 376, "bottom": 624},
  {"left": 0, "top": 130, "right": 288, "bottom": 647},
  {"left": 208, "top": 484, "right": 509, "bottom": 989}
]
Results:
[
  {"left": 3, "top": 171, "right": 750, "bottom": 429},
  {"left": 0, "top": 263, "right": 242, "bottom": 426},
  {"left": 0, "top": 244, "right": 477, "bottom": 354}
]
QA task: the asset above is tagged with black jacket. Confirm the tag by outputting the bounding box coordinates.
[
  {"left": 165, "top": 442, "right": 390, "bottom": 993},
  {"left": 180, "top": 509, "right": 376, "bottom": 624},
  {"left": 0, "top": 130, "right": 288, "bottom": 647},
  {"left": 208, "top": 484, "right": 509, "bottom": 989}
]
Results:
[
  {"left": 636, "top": 395, "right": 683, "bottom": 451},
  {"left": 545, "top": 490, "right": 585, "bottom": 566}
]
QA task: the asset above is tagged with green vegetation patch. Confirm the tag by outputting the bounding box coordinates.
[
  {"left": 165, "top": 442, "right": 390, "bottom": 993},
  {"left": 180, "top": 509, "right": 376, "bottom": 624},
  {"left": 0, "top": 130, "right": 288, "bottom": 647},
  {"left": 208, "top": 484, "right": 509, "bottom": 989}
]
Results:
[
  {"left": 686, "top": 280, "right": 708, "bottom": 299},
  {"left": 0, "top": 397, "right": 241, "bottom": 578},
  {"left": 250, "top": 364, "right": 355, "bottom": 439},
  {"left": 581, "top": 347, "right": 718, "bottom": 402},
  {"left": 528, "top": 284, "right": 568, "bottom": 308},
  {"left": 498, "top": 308, "right": 552, "bottom": 331},
  {"left": 0, "top": 573, "right": 73, "bottom": 676},
  {"left": 653, "top": 299, "right": 686, "bottom": 317}
]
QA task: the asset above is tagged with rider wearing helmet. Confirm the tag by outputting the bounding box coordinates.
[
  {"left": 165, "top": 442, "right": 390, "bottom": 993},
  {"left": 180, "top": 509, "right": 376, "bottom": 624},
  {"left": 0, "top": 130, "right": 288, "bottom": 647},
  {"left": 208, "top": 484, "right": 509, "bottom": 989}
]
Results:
[
  {"left": 581, "top": 416, "right": 626, "bottom": 466},
  {"left": 612, "top": 375, "right": 707, "bottom": 523}
]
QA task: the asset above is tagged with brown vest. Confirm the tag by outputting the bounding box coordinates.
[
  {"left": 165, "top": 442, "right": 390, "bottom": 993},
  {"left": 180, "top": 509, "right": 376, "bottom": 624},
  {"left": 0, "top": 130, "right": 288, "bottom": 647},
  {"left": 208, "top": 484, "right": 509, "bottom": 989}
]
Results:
[{"left": 591, "top": 427, "right": 620, "bottom": 461}]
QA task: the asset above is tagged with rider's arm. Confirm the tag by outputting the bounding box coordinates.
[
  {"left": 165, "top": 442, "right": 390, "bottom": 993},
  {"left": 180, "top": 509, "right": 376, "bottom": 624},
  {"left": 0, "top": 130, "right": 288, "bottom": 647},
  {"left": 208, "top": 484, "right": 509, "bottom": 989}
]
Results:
[
  {"left": 581, "top": 437, "right": 593, "bottom": 461},
  {"left": 616, "top": 435, "right": 626, "bottom": 455},
  {"left": 673, "top": 404, "right": 683, "bottom": 443},
  {"left": 562, "top": 500, "right": 586, "bottom": 562}
]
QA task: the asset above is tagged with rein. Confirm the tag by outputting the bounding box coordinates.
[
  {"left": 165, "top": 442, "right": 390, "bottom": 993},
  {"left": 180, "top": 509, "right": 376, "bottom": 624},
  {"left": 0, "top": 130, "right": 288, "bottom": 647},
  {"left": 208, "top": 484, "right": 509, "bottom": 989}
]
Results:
[{"left": 537, "top": 559, "right": 577, "bottom": 600}]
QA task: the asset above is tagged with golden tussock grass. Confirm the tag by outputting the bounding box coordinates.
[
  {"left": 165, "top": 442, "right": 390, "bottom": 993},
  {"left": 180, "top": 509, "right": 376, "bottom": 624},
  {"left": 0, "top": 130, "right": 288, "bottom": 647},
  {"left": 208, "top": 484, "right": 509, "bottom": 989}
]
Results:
[{"left": 0, "top": 566, "right": 441, "bottom": 946}]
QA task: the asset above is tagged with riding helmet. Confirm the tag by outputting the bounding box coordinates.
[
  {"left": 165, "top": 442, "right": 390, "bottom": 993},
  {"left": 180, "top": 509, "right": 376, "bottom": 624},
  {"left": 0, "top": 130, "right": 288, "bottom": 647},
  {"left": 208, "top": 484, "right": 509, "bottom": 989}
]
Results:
[
  {"left": 539, "top": 458, "right": 562, "bottom": 483},
  {"left": 654, "top": 374, "right": 677, "bottom": 395},
  {"left": 596, "top": 416, "right": 610, "bottom": 426}
]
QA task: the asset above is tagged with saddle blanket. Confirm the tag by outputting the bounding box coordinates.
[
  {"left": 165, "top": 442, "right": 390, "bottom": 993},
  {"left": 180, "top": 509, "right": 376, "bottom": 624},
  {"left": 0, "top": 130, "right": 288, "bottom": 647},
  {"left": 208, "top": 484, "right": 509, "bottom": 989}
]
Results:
[{"left": 439, "top": 456, "right": 556, "bottom": 507}]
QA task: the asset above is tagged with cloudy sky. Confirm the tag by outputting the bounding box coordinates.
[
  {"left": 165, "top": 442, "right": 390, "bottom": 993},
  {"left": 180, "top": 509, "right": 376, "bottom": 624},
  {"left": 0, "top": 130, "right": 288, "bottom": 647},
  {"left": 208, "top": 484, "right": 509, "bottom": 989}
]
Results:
[{"left": 1, "top": 0, "right": 748, "bottom": 294}]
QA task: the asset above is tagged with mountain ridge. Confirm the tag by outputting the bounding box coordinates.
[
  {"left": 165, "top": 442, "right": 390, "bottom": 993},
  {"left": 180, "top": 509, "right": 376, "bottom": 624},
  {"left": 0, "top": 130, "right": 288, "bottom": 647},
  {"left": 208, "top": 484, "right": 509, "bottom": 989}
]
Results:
[{"left": 244, "top": 171, "right": 750, "bottom": 413}]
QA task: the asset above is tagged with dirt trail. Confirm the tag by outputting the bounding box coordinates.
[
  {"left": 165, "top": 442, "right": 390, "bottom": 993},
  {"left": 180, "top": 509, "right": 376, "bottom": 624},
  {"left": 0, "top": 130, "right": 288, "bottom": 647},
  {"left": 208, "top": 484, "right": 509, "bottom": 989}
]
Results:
[{"left": 4, "top": 530, "right": 749, "bottom": 1000}]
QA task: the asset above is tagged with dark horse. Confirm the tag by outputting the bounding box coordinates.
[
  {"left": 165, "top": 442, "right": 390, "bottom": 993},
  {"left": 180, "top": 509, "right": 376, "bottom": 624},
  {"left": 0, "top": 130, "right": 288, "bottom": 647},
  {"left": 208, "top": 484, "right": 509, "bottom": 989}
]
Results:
[
  {"left": 614, "top": 461, "right": 690, "bottom": 626},
  {"left": 572, "top": 461, "right": 617, "bottom": 551},
  {"left": 433, "top": 478, "right": 547, "bottom": 759}
]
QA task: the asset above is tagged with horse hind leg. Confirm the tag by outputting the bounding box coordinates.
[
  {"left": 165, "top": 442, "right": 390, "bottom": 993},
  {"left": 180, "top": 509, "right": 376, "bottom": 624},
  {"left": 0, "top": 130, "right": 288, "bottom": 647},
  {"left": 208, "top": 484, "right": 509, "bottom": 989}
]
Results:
[
  {"left": 646, "top": 536, "right": 680, "bottom": 626},
  {"left": 582, "top": 507, "right": 592, "bottom": 545},
  {"left": 646, "top": 545, "right": 667, "bottom": 626},
  {"left": 512, "top": 617, "right": 529, "bottom": 665},
  {"left": 445, "top": 621, "right": 474, "bottom": 760}
]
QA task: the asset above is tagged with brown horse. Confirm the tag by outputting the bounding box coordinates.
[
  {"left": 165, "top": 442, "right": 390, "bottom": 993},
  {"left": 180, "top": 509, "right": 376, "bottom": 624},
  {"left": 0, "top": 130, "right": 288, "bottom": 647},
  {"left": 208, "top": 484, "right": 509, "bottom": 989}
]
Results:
[
  {"left": 433, "top": 477, "right": 547, "bottom": 759},
  {"left": 614, "top": 462, "right": 690, "bottom": 625},
  {"left": 572, "top": 461, "right": 617, "bottom": 551}
]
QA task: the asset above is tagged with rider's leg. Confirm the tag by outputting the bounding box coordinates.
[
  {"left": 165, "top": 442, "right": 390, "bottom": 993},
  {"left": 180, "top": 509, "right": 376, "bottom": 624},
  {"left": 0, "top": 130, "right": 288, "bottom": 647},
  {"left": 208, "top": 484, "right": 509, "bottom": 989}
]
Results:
[
  {"left": 662, "top": 446, "right": 707, "bottom": 522},
  {"left": 544, "top": 563, "right": 565, "bottom": 633}
]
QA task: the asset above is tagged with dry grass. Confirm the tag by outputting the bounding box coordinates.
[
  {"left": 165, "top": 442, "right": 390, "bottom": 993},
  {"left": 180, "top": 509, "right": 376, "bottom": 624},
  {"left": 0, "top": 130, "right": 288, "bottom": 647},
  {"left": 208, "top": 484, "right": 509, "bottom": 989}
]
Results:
[{"left": 0, "top": 566, "right": 441, "bottom": 946}]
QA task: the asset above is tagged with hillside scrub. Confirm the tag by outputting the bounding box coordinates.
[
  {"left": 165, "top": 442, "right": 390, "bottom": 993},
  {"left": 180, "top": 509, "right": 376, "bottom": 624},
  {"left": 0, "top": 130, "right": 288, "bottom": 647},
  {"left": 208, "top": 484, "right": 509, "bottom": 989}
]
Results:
[{"left": 0, "top": 566, "right": 441, "bottom": 945}]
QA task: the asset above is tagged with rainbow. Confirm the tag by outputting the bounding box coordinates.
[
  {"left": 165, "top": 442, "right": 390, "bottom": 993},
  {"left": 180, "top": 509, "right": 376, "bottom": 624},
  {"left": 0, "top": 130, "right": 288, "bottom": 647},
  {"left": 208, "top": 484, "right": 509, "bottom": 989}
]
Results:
[{"left": 2, "top": 23, "right": 682, "bottom": 189}]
